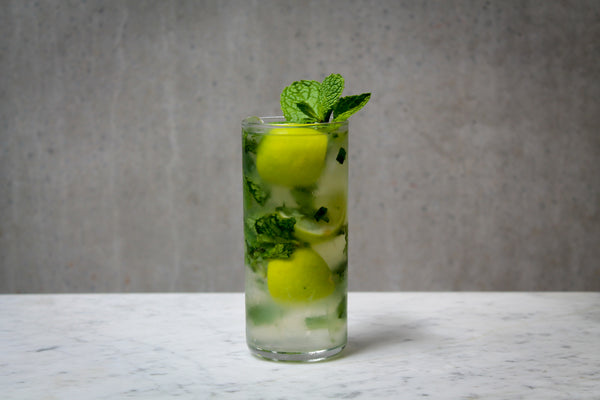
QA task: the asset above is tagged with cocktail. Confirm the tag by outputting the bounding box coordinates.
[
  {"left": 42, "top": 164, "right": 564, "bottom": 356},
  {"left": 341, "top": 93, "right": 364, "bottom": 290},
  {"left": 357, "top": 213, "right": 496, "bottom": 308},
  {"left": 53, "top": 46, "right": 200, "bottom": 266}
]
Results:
[{"left": 242, "top": 74, "right": 369, "bottom": 361}]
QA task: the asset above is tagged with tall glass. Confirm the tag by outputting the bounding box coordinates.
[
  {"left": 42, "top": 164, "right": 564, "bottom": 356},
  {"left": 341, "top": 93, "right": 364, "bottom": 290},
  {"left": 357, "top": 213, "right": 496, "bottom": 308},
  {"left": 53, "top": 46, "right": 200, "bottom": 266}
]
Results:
[{"left": 242, "top": 116, "right": 348, "bottom": 362}]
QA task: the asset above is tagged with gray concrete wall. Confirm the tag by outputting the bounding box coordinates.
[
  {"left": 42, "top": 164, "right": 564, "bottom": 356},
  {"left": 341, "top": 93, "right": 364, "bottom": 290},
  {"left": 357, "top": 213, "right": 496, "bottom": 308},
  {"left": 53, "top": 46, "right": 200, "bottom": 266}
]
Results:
[{"left": 1, "top": 0, "right": 599, "bottom": 292}]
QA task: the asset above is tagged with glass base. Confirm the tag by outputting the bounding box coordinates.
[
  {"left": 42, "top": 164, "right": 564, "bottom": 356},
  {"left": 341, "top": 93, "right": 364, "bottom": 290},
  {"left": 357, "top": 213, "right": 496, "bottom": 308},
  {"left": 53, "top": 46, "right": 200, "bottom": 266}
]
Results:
[{"left": 248, "top": 343, "right": 346, "bottom": 362}]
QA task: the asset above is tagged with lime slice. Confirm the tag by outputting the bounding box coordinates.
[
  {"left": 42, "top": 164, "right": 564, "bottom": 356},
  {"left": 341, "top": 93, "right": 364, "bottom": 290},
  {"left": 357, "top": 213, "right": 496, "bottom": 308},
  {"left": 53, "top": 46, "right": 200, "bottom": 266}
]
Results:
[
  {"left": 256, "top": 127, "right": 327, "bottom": 187},
  {"left": 294, "top": 192, "right": 346, "bottom": 243},
  {"left": 267, "top": 247, "right": 334, "bottom": 303}
]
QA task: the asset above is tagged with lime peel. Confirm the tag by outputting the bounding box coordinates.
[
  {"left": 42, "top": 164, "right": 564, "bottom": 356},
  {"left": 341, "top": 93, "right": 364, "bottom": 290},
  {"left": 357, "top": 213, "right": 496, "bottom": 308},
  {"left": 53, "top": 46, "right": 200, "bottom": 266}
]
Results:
[
  {"left": 256, "top": 127, "right": 327, "bottom": 187},
  {"left": 267, "top": 247, "right": 334, "bottom": 303},
  {"left": 293, "top": 192, "right": 346, "bottom": 243}
]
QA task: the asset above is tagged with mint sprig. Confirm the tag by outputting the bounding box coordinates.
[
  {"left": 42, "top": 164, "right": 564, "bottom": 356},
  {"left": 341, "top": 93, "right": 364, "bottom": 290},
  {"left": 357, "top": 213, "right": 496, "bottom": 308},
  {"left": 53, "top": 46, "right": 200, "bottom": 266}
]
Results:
[
  {"left": 280, "top": 73, "right": 370, "bottom": 123},
  {"left": 280, "top": 80, "right": 321, "bottom": 123},
  {"left": 296, "top": 101, "right": 320, "bottom": 121},
  {"left": 332, "top": 93, "right": 371, "bottom": 122},
  {"left": 318, "top": 73, "right": 345, "bottom": 121}
]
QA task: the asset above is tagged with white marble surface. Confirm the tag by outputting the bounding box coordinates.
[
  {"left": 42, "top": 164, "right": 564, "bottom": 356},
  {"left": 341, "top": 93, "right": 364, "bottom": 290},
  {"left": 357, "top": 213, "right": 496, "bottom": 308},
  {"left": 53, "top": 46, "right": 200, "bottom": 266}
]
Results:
[{"left": 1, "top": 292, "right": 599, "bottom": 399}]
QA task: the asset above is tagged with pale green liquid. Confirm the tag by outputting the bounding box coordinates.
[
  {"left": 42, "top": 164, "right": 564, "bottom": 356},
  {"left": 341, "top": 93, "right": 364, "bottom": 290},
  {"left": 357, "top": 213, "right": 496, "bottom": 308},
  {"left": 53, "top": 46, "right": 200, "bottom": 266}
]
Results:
[{"left": 242, "top": 123, "right": 348, "bottom": 358}]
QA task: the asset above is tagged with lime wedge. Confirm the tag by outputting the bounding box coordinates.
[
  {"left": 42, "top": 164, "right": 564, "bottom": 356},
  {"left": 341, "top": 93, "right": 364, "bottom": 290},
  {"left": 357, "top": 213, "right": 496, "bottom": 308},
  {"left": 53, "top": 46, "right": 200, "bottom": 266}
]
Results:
[
  {"left": 267, "top": 247, "right": 334, "bottom": 303},
  {"left": 293, "top": 192, "right": 346, "bottom": 243},
  {"left": 256, "top": 127, "right": 327, "bottom": 187}
]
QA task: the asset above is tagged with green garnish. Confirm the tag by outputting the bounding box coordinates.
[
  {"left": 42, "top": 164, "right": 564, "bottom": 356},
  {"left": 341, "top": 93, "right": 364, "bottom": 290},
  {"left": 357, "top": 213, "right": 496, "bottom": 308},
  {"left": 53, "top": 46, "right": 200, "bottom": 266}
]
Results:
[
  {"left": 336, "top": 295, "right": 347, "bottom": 319},
  {"left": 318, "top": 73, "right": 345, "bottom": 121},
  {"left": 242, "top": 116, "right": 262, "bottom": 153},
  {"left": 305, "top": 296, "right": 347, "bottom": 329},
  {"left": 247, "top": 304, "right": 281, "bottom": 326},
  {"left": 254, "top": 213, "right": 296, "bottom": 242},
  {"left": 305, "top": 315, "right": 330, "bottom": 329},
  {"left": 314, "top": 207, "right": 329, "bottom": 222},
  {"left": 245, "top": 241, "right": 297, "bottom": 268},
  {"left": 243, "top": 130, "right": 258, "bottom": 154},
  {"left": 244, "top": 176, "right": 269, "bottom": 206},
  {"left": 296, "top": 102, "right": 320, "bottom": 121},
  {"left": 336, "top": 147, "right": 346, "bottom": 164},
  {"left": 343, "top": 225, "right": 348, "bottom": 256},
  {"left": 280, "top": 73, "right": 370, "bottom": 123},
  {"left": 333, "top": 259, "right": 347, "bottom": 277},
  {"left": 331, "top": 93, "right": 371, "bottom": 122},
  {"left": 289, "top": 187, "right": 330, "bottom": 223},
  {"left": 244, "top": 213, "right": 299, "bottom": 272},
  {"left": 290, "top": 185, "right": 316, "bottom": 215},
  {"left": 280, "top": 80, "right": 321, "bottom": 123}
]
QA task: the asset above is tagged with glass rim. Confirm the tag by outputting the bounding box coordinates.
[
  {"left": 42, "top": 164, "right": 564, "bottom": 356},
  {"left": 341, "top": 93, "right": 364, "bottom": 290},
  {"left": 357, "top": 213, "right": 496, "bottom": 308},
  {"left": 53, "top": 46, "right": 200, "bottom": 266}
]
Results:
[{"left": 242, "top": 116, "right": 349, "bottom": 129}]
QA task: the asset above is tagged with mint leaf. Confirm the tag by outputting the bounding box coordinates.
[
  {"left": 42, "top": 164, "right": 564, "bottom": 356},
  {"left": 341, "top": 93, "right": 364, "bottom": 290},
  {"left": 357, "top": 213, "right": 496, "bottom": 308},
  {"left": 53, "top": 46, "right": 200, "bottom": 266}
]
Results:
[
  {"left": 244, "top": 176, "right": 269, "bottom": 206},
  {"left": 243, "top": 130, "right": 258, "bottom": 154},
  {"left": 297, "top": 101, "right": 320, "bottom": 121},
  {"left": 333, "top": 93, "right": 371, "bottom": 122},
  {"left": 336, "top": 147, "right": 346, "bottom": 164},
  {"left": 245, "top": 212, "right": 299, "bottom": 270},
  {"left": 248, "top": 304, "right": 281, "bottom": 326},
  {"left": 304, "top": 296, "right": 347, "bottom": 328},
  {"left": 336, "top": 295, "right": 347, "bottom": 319},
  {"left": 290, "top": 185, "right": 316, "bottom": 215},
  {"left": 280, "top": 80, "right": 321, "bottom": 123},
  {"left": 342, "top": 224, "right": 348, "bottom": 256},
  {"left": 255, "top": 213, "right": 296, "bottom": 242},
  {"left": 246, "top": 241, "right": 297, "bottom": 262},
  {"left": 242, "top": 116, "right": 262, "bottom": 153},
  {"left": 333, "top": 259, "right": 347, "bottom": 280},
  {"left": 318, "top": 73, "right": 344, "bottom": 121},
  {"left": 314, "top": 207, "right": 329, "bottom": 222},
  {"left": 305, "top": 315, "right": 330, "bottom": 329}
]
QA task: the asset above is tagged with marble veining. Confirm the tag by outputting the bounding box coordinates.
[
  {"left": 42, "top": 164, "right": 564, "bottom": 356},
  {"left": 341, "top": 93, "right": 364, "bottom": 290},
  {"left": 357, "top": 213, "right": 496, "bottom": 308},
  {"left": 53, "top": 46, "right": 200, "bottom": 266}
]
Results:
[{"left": 1, "top": 292, "right": 599, "bottom": 399}]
